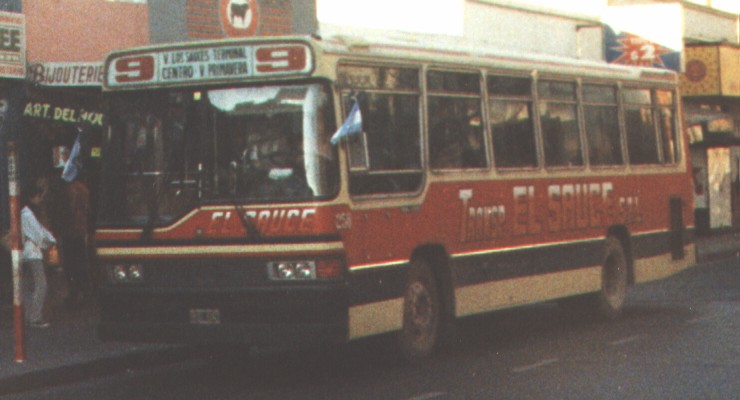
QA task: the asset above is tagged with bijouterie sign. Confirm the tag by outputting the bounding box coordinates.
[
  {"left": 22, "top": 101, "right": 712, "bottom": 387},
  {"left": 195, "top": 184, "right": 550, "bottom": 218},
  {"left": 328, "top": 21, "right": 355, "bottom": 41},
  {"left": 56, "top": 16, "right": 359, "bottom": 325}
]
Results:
[{"left": 27, "top": 62, "right": 105, "bottom": 86}]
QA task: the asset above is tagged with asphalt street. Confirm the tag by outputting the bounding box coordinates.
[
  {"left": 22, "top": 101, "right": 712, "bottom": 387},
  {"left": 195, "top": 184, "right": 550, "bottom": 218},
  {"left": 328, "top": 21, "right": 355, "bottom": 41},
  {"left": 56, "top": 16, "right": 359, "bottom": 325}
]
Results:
[{"left": 4, "top": 258, "right": 738, "bottom": 400}]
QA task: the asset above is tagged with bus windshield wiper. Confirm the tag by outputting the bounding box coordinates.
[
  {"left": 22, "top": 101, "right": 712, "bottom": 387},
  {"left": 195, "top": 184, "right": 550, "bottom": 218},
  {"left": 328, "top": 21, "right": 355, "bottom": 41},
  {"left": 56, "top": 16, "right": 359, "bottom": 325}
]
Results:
[{"left": 232, "top": 201, "right": 262, "bottom": 241}]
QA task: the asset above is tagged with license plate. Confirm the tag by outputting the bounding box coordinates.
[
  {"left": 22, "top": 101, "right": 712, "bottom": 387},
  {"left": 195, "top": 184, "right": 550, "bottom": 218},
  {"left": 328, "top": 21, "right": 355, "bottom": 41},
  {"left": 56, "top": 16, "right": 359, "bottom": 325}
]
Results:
[{"left": 189, "top": 308, "right": 221, "bottom": 325}]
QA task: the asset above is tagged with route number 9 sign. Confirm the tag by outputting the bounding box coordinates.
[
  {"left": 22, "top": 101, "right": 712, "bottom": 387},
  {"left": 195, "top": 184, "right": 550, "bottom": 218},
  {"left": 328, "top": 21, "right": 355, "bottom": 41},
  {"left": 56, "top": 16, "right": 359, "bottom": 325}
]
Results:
[{"left": 105, "top": 42, "right": 313, "bottom": 88}]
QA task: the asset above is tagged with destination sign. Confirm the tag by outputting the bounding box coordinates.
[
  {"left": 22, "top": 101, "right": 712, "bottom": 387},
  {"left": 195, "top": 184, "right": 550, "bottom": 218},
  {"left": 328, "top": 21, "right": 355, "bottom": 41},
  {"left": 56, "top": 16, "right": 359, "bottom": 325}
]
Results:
[{"left": 106, "top": 42, "right": 312, "bottom": 88}]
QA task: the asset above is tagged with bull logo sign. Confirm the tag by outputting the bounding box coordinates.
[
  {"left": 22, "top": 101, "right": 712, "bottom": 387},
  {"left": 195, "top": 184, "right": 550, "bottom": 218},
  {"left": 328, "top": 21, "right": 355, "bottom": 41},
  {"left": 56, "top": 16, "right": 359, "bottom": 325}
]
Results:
[{"left": 220, "top": 0, "right": 259, "bottom": 37}]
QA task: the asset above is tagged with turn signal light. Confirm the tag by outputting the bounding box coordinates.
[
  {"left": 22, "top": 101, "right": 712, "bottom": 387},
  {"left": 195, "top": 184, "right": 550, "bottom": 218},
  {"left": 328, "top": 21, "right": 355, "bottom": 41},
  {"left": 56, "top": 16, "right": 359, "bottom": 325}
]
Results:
[{"left": 315, "top": 259, "right": 344, "bottom": 279}]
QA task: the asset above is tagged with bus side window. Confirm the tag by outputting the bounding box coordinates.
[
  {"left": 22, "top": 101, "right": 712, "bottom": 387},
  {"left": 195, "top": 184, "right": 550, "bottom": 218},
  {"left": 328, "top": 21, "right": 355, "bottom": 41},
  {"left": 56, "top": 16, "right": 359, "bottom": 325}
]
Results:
[
  {"left": 488, "top": 75, "right": 537, "bottom": 169},
  {"left": 623, "top": 88, "right": 660, "bottom": 165},
  {"left": 362, "top": 92, "right": 421, "bottom": 171},
  {"left": 539, "top": 80, "right": 582, "bottom": 167},
  {"left": 656, "top": 89, "right": 679, "bottom": 164},
  {"left": 338, "top": 65, "right": 423, "bottom": 196},
  {"left": 583, "top": 84, "right": 623, "bottom": 166},
  {"left": 427, "top": 70, "right": 486, "bottom": 170}
]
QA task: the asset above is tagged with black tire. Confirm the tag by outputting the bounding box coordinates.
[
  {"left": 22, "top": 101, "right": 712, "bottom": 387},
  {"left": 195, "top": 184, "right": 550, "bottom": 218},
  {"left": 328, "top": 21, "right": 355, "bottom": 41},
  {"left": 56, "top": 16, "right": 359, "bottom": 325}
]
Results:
[
  {"left": 596, "top": 236, "right": 629, "bottom": 319},
  {"left": 558, "top": 237, "right": 629, "bottom": 320},
  {"left": 398, "top": 257, "right": 441, "bottom": 362}
]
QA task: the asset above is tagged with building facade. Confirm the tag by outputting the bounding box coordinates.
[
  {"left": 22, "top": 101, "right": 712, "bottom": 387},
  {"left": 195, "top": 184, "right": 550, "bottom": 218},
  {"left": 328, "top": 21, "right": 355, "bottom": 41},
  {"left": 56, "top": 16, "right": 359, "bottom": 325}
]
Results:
[{"left": 622, "top": 0, "right": 740, "bottom": 234}]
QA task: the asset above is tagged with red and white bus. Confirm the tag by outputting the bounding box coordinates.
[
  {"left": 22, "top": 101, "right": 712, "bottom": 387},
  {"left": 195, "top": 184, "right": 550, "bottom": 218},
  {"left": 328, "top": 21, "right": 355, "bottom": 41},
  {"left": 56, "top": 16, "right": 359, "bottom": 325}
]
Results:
[{"left": 96, "top": 33, "right": 695, "bottom": 359}]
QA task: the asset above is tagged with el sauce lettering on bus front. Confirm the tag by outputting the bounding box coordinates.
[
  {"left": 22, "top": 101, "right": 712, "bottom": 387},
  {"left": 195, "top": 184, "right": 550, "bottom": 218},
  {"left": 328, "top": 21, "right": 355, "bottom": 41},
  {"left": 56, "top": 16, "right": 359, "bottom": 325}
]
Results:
[
  {"left": 243, "top": 208, "right": 317, "bottom": 235},
  {"left": 207, "top": 208, "right": 317, "bottom": 236}
]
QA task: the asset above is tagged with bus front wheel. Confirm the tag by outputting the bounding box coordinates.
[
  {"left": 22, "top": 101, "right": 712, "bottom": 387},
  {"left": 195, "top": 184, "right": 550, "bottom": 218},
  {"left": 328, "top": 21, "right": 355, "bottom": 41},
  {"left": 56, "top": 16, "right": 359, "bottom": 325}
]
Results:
[{"left": 398, "top": 257, "right": 440, "bottom": 362}]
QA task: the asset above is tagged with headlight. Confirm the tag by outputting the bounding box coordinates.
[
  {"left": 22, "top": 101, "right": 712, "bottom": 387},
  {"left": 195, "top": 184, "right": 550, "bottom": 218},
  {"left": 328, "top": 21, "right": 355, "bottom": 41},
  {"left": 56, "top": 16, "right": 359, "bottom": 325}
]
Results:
[
  {"left": 112, "top": 265, "right": 128, "bottom": 282},
  {"left": 269, "top": 261, "right": 316, "bottom": 281},
  {"left": 108, "top": 264, "right": 144, "bottom": 284},
  {"left": 295, "top": 262, "right": 314, "bottom": 279},
  {"left": 128, "top": 264, "right": 144, "bottom": 281},
  {"left": 276, "top": 262, "right": 296, "bottom": 279}
]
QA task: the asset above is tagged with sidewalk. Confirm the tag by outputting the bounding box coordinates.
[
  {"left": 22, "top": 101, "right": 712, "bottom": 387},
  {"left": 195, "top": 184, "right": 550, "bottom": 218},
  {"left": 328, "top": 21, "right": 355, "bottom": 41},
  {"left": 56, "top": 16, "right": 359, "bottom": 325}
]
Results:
[
  {"left": 0, "top": 266, "right": 199, "bottom": 396},
  {"left": 695, "top": 231, "right": 740, "bottom": 263},
  {"left": 1, "top": 234, "right": 739, "bottom": 396}
]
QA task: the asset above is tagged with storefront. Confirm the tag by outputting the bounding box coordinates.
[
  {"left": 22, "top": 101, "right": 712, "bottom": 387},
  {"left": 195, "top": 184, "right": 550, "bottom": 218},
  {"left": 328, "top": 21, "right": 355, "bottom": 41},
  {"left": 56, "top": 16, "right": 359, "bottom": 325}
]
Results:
[
  {"left": 21, "top": 64, "right": 105, "bottom": 209},
  {"left": 0, "top": 0, "right": 150, "bottom": 302},
  {"left": 681, "top": 42, "right": 740, "bottom": 234}
]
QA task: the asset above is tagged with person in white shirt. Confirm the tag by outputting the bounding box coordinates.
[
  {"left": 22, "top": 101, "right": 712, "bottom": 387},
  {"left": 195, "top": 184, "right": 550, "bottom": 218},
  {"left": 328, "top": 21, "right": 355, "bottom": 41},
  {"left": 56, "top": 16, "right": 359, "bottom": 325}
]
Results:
[{"left": 21, "top": 184, "right": 57, "bottom": 328}]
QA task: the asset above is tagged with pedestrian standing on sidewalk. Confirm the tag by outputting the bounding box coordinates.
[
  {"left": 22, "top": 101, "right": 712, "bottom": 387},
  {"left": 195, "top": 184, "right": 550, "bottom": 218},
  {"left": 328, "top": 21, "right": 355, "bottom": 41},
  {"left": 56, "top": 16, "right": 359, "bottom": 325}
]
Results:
[{"left": 21, "top": 183, "right": 57, "bottom": 328}]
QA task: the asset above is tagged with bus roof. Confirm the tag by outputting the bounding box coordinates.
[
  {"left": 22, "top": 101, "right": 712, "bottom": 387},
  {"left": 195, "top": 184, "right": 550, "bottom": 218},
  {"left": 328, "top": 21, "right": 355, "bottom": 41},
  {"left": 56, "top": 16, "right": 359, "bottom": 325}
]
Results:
[
  {"left": 103, "top": 32, "right": 677, "bottom": 91},
  {"left": 318, "top": 29, "right": 676, "bottom": 83}
]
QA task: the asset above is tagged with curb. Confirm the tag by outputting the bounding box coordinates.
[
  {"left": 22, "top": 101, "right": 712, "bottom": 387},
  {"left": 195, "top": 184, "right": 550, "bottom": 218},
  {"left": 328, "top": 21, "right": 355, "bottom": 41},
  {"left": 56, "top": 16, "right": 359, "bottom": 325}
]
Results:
[
  {"left": 0, "top": 345, "right": 204, "bottom": 396},
  {"left": 696, "top": 250, "right": 739, "bottom": 264}
]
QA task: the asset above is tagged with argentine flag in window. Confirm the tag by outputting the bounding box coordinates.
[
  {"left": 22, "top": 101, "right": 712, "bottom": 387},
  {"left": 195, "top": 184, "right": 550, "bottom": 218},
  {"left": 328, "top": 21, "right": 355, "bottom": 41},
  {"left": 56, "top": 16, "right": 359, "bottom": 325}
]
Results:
[
  {"left": 62, "top": 133, "right": 82, "bottom": 182},
  {"left": 330, "top": 101, "right": 362, "bottom": 145}
]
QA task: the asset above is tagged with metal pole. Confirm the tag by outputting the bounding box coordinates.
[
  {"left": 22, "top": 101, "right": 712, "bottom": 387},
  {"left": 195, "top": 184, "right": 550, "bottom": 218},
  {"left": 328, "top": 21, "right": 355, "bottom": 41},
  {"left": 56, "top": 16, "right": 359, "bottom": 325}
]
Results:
[{"left": 7, "top": 141, "right": 25, "bottom": 362}]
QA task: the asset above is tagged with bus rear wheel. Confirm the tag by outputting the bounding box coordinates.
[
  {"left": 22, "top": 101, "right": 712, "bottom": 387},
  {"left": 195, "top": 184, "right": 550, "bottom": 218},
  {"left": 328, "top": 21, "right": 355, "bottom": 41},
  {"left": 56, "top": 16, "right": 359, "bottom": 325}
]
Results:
[
  {"left": 559, "top": 236, "right": 629, "bottom": 319},
  {"left": 596, "top": 236, "right": 629, "bottom": 319},
  {"left": 398, "top": 257, "right": 440, "bottom": 362}
]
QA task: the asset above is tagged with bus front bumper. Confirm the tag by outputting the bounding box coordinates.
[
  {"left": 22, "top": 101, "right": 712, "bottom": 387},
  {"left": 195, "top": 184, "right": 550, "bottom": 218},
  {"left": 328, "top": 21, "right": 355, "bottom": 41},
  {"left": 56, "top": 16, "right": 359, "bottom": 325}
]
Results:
[{"left": 97, "top": 284, "right": 349, "bottom": 349}]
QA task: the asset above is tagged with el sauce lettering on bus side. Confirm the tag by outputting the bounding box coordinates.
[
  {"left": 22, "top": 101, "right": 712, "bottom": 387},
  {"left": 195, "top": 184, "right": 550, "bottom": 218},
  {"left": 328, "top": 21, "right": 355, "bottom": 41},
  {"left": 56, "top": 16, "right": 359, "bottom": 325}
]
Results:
[
  {"left": 533, "top": 183, "right": 642, "bottom": 235},
  {"left": 459, "top": 183, "right": 642, "bottom": 242},
  {"left": 459, "top": 189, "right": 506, "bottom": 243}
]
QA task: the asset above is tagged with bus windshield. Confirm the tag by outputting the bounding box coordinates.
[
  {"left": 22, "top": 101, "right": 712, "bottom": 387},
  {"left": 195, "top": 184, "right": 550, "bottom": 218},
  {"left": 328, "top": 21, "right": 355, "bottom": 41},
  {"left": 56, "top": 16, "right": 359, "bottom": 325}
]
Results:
[{"left": 98, "top": 83, "right": 338, "bottom": 227}]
